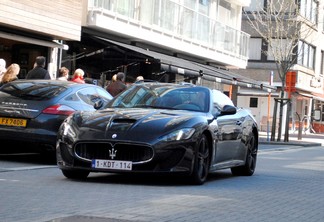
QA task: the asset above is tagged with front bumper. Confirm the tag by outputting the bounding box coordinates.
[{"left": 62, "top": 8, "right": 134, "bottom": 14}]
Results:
[{"left": 57, "top": 139, "right": 196, "bottom": 174}]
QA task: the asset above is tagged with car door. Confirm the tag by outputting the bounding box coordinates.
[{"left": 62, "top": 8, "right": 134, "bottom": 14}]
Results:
[
  {"left": 215, "top": 112, "right": 243, "bottom": 164},
  {"left": 211, "top": 90, "right": 243, "bottom": 165}
]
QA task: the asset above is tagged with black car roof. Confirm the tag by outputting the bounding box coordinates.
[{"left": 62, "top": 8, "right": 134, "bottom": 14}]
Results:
[
  {"left": 11, "top": 79, "right": 77, "bottom": 86},
  {"left": 3, "top": 79, "right": 98, "bottom": 89}
]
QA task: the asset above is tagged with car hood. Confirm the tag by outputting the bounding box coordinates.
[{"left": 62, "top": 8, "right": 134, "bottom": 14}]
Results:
[{"left": 71, "top": 108, "right": 209, "bottom": 142}]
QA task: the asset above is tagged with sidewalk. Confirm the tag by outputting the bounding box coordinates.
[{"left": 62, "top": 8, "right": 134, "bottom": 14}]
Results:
[{"left": 259, "top": 131, "right": 324, "bottom": 147}]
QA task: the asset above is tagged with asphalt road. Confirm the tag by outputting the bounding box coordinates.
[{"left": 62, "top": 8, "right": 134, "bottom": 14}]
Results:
[{"left": 0, "top": 144, "right": 323, "bottom": 222}]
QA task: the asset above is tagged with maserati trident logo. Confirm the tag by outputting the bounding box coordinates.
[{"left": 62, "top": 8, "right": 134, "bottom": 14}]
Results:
[{"left": 109, "top": 147, "right": 117, "bottom": 159}]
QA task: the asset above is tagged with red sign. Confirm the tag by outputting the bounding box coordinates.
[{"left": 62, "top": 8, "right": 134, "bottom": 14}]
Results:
[{"left": 285, "top": 71, "right": 296, "bottom": 98}]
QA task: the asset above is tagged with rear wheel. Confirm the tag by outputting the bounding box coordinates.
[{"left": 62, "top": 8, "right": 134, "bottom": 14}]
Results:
[
  {"left": 61, "top": 169, "right": 90, "bottom": 180},
  {"left": 190, "top": 134, "right": 210, "bottom": 185},
  {"left": 231, "top": 133, "right": 257, "bottom": 176}
]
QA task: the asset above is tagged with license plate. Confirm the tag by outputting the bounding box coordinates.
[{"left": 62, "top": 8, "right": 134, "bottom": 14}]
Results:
[
  {"left": 92, "top": 159, "right": 132, "bottom": 171},
  {"left": 0, "top": 117, "right": 27, "bottom": 127}
]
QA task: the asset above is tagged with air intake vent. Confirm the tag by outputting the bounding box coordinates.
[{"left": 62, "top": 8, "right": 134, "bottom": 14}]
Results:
[{"left": 109, "top": 119, "right": 136, "bottom": 131}]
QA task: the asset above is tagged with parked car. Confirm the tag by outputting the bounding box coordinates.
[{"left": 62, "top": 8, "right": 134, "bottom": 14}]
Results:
[
  {"left": 56, "top": 82, "right": 259, "bottom": 185},
  {"left": 0, "top": 80, "right": 112, "bottom": 153}
]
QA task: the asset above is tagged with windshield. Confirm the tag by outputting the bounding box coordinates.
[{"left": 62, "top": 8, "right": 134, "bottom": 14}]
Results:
[{"left": 107, "top": 84, "right": 210, "bottom": 112}]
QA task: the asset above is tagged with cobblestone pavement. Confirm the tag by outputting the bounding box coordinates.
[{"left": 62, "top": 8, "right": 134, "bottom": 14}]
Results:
[{"left": 0, "top": 145, "right": 324, "bottom": 222}]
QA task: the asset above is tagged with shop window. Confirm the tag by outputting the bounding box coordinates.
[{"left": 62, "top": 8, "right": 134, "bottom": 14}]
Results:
[{"left": 249, "top": 97, "right": 258, "bottom": 108}]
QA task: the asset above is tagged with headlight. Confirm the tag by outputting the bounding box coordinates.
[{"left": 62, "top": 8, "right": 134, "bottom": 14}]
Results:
[
  {"left": 62, "top": 122, "right": 76, "bottom": 138},
  {"left": 60, "top": 120, "right": 77, "bottom": 145},
  {"left": 160, "top": 128, "right": 195, "bottom": 142}
]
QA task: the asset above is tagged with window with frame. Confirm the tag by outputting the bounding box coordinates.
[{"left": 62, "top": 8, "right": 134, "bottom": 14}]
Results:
[
  {"left": 297, "top": 41, "right": 315, "bottom": 70},
  {"left": 244, "top": 0, "right": 264, "bottom": 11},
  {"left": 249, "top": 97, "right": 258, "bottom": 108},
  {"left": 300, "top": 0, "right": 317, "bottom": 24},
  {"left": 249, "top": 38, "right": 262, "bottom": 60}
]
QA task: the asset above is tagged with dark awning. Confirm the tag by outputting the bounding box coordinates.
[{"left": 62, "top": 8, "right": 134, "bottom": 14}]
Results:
[
  {"left": 94, "top": 37, "right": 276, "bottom": 91},
  {"left": 0, "top": 31, "right": 64, "bottom": 49}
]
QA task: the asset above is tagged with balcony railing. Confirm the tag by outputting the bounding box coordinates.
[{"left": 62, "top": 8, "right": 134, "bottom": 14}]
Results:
[{"left": 88, "top": 0, "right": 249, "bottom": 60}]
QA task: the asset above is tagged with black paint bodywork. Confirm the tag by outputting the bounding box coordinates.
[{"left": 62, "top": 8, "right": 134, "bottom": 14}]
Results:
[{"left": 57, "top": 82, "right": 259, "bottom": 183}]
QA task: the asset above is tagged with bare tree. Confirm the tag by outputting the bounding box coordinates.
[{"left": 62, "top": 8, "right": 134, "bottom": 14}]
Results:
[{"left": 243, "top": 0, "right": 315, "bottom": 141}]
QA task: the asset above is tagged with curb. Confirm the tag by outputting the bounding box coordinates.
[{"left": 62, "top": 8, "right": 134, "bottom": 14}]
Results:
[{"left": 259, "top": 140, "right": 322, "bottom": 147}]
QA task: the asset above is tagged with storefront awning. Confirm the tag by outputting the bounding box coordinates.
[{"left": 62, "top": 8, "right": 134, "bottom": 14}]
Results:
[
  {"left": 311, "top": 93, "right": 324, "bottom": 102},
  {"left": 0, "top": 31, "right": 64, "bottom": 49},
  {"left": 238, "top": 88, "right": 279, "bottom": 97},
  {"left": 296, "top": 92, "right": 324, "bottom": 102},
  {"left": 95, "top": 36, "right": 276, "bottom": 91}
]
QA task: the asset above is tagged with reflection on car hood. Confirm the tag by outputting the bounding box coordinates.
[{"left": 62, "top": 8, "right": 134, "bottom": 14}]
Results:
[{"left": 73, "top": 108, "right": 204, "bottom": 141}]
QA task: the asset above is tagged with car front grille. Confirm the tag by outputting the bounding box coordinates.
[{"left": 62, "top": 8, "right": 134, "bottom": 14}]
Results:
[{"left": 74, "top": 142, "right": 153, "bottom": 163}]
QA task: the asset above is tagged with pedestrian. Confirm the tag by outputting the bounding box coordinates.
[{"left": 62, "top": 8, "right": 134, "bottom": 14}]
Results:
[
  {"left": 0, "top": 63, "right": 20, "bottom": 86},
  {"left": 57, "top": 67, "right": 69, "bottom": 81},
  {"left": 111, "top": 74, "right": 117, "bottom": 83},
  {"left": 70, "top": 68, "right": 85, "bottom": 83},
  {"left": 135, "top": 75, "right": 144, "bottom": 83},
  {"left": 26, "top": 56, "right": 51, "bottom": 79},
  {"left": 106, "top": 72, "right": 127, "bottom": 96},
  {"left": 0, "top": 58, "right": 7, "bottom": 82}
]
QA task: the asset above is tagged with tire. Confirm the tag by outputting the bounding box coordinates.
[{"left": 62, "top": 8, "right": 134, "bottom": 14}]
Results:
[
  {"left": 61, "top": 169, "right": 90, "bottom": 180},
  {"left": 190, "top": 134, "right": 210, "bottom": 185},
  {"left": 231, "top": 133, "right": 257, "bottom": 176}
]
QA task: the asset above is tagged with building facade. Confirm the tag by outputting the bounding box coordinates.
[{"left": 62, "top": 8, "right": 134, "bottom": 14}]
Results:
[
  {"left": 0, "top": 0, "right": 82, "bottom": 79},
  {"left": 1, "top": 0, "right": 275, "bottom": 109},
  {"left": 61, "top": 0, "right": 274, "bottom": 96},
  {"left": 236, "top": 0, "right": 324, "bottom": 133}
]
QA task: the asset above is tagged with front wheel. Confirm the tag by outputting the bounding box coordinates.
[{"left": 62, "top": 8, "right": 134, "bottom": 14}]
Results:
[
  {"left": 189, "top": 134, "right": 210, "bottom": 185},
  {"left": 231, "top": 133, "right": 257, "bottom": 176},
  {"left": 61, "top": 169, "right": 90, "bottom": 180}
]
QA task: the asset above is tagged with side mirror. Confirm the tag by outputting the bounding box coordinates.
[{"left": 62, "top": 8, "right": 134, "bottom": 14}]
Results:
[
  {"left": 220, "top": 105, "right": 237, "bottom": 115},
  {"left": 94, "top": 99, "right": 104, "bottom": 110},
  {"left": 313, "top": 109, "right": 321, "bottom": 121}
]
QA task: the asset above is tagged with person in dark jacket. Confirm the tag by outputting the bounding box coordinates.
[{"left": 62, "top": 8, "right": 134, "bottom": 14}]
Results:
[
  {"left": 26, "top": 56, "right": 51, "bottom": 79},
  {"left": 106, "top": 72, "right": 127, "bottom": 96}
]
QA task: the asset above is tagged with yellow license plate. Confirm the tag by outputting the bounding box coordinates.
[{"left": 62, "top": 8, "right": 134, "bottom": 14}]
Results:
[{"left": 0, "top": 117, "right": 27, "bottom": 127}]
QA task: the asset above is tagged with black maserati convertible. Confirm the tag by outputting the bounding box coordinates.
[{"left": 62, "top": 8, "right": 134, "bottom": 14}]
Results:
[{"left": 56, "top": 82, "right": 259, "bottom": 185}]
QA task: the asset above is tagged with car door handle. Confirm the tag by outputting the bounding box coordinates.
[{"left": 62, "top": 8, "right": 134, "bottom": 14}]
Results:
[{"left": 236, "top": 121, "right": 242, "bottom": 125}]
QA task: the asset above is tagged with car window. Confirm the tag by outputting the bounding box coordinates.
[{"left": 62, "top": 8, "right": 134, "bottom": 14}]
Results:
[
  {"left": 0, "top": 81, "right": 67, "bottom": 100},
  {"left": 108, "top": 84, "right": 209, "bottom": 112},
  {"left": 159, "top": 87, "right": 209, "bottom": 112},
  {"left": 77, "top": 87, "right": 112, "bottom": 106},
  {"left": 211, "top": 89, "right": 234, "bottom": 110},
  {"left": 77, "top": 88, "right": 98, "bottom": 106},
  {"left": 96, "top": 87, "right": 113, "bottom": 100},
  {"left": 110, "top": 86, "right": 156, "bottom": 108}
]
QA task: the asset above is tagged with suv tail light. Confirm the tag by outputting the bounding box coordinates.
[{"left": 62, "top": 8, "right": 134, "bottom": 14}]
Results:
[{"left": 42, "top": 104, "right": 75, "bottom": 116}]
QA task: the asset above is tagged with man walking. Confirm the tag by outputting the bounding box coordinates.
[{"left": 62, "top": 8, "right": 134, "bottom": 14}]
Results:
[
  {"left": 26, "top": 56, "right": 51, "bottom": 79},
  {"left": 106, "top": 72, "right": 127, "bottom": 96}
]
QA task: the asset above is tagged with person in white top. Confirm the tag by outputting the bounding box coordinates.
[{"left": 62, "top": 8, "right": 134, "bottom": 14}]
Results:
[
  {"left": 57, "top": 67, "right": 69, "bottom": 81},
  {"left": 0, "top": 58, "right": 7, "bottom": 82}
]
